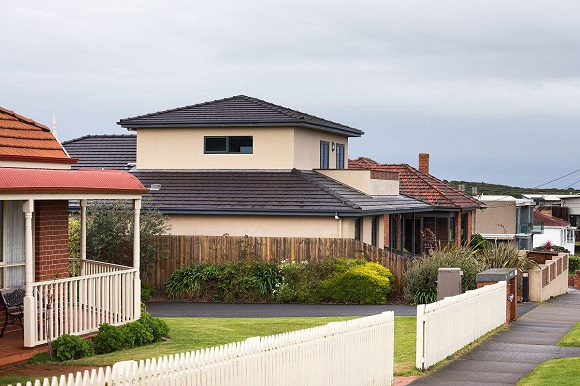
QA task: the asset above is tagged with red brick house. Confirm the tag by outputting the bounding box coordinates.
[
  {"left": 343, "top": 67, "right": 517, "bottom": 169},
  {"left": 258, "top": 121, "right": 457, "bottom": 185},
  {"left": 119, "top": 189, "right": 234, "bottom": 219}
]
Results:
[
  {"left": 349, "top": 154, "right": 484, "bottom": 255},
  {"left": 0, "top": 107, "right": 147, "bottom": 347}
]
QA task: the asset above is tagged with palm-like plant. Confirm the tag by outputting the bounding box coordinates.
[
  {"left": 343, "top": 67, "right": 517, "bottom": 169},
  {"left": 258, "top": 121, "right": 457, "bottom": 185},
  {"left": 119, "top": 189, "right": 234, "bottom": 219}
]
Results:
[{"left": 477, "top": 242, "right": 537, "bottom": 271}]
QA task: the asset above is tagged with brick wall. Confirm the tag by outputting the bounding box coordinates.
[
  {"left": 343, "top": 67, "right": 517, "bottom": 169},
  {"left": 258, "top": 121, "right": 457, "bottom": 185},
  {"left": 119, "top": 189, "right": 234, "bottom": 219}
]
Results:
[
  {"left": 383, "top": 216, "right": 390, "bottom": 248},
  {"left": 34, "top": 200, "right": 70, "bottom": 282}
]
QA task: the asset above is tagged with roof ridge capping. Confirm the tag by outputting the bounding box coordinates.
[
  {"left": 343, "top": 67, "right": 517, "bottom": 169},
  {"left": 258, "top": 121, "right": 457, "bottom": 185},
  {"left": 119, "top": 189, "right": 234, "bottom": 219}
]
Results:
[
  {"left": 0, "top": 106, "right": 51, "bottom": 132},
  {"left": 117, "top": 95, "right": 363, "bottom": 136},
  {"left": 62, "top": 133, "right": 136, "bottom": 145}
]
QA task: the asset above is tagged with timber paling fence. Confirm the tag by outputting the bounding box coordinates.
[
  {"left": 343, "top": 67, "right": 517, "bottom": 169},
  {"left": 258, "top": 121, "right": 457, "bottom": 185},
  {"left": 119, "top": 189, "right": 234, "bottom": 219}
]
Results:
[
  {"left": 12, "top": 312, "right": 395, "bottom": 386},
  {"left": 147, "top": 235, "right": 416, "bottom": 292}
]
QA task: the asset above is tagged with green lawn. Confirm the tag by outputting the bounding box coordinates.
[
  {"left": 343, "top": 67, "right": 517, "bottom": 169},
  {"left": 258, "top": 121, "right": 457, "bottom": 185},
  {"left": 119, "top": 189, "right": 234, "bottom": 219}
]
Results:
[
  {"left": 558, "top": 322, "right": 580, "bottom": 346},
  {"left": 518, "top": 357, "right": 580, "bottom": 386},
  {"left": 518, "top": 322, "right": 580, "bottom": 385},
  {"left": 1, "top": 316, "right": 418, "bottom": 385}
]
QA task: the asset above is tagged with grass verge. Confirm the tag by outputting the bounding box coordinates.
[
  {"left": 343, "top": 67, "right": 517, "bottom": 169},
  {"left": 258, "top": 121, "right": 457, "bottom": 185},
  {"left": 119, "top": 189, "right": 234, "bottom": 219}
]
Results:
[
  {"left": 558, "top": 321, "right": 580, "bottom": 346},
  {"left": 518, "top": 357, "right": 580, "bottom": 386}
]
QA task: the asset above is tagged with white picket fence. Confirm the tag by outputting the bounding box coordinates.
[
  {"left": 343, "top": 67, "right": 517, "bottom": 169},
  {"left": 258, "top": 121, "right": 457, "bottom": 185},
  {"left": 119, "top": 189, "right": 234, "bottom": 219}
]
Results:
[
  {"left": 12, "top": 312, "right": 394, "bottom": 386},
  {"left": 416, "top": 281, "right": 506, "bottom": 370}
]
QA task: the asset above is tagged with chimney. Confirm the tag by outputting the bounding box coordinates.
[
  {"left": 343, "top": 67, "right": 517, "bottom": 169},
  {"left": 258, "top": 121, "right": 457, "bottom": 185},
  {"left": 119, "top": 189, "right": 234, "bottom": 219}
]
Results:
[{"left": 419, "top": 153, "right": 430, "bottom": 174}]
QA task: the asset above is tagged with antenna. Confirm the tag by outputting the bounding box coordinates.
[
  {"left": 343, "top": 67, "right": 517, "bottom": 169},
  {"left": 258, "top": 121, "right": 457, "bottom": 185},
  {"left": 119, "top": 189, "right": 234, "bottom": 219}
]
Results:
[{"left": 51, "top": 114, "right": 57, "bottom": 139}]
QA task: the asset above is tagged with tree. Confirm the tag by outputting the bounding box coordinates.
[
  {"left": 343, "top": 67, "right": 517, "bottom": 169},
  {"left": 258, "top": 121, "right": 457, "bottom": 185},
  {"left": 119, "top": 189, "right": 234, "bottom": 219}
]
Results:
[{"left": 69, "top": 200, "right": 169, "bottom": 280}]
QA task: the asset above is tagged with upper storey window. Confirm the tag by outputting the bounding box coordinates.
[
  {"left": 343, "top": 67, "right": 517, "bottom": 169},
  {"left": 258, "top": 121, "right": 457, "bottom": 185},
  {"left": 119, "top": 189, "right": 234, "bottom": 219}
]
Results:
[
  {"left": 320, "top": 141, "right": 329, "bottom": 169},
  {"left": 205, "top": 136, "right": 253, "bottom": 154}
]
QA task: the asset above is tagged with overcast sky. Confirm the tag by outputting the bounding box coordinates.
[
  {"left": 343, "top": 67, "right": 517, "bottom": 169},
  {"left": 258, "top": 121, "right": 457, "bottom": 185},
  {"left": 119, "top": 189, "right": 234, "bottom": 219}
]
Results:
[{"left": 2, "top": 1, "right": 579, "bottom": 189}]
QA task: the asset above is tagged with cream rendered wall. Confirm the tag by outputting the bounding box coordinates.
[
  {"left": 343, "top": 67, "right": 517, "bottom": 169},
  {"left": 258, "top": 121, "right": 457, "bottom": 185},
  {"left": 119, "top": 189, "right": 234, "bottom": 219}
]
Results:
[
  {"left": 475, "top": 202, "right": 517, "bottom": 234},
  {"left": 361, "top": 215, "right": 385, "bottom": 249},
  {"left": 316, "top": 169, "right": 399, "bottom": 195},
  {"left": 293, "top": 127, "right": 349, "bottom": 170},
  {"left": 167, "top": 214, "right": 357, "bottom": 238},
  {"left": 136, "top": 127, "right": 296, "bottom": 169},
  {"left": 0, "top": 160, "right": 71, "bottom": 170},
  {"left": 136, "top": 126, "right": 352, "bottom": 170}
]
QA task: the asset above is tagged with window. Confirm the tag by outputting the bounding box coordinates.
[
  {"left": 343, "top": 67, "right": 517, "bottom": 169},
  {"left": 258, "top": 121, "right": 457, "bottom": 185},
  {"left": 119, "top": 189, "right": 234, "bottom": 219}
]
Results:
[
  {"left": 567, "top": 229, "right": 575, "bottom": 243},
  {"left": 354, "top": 218, "right": 362, "bottom": 241},
  {"left": 320, "top": 141, "right": 329, "bottom": 169},
  {"left": 1, "top": 201, "right": 26, "bottom": 288},
  {"left": 204, "top": 136, "right": 253, "bottom": 154},
  {"left": 336, "top": 144, "right": 345, "bottom": 169}
]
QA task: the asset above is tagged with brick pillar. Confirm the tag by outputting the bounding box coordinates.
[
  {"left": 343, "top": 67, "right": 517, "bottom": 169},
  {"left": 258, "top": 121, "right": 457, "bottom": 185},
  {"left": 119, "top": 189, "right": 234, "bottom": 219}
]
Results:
[
  {"left": 418, "top": 153, "right": 430, "bottom": 175},
  {"left": 574, "top": 270, "right": 580, "bottom": 289},
  {"left": 477, "top": 268, "right": 518, "bottom": 324},
  {"left": 34, "top": 200, "right": 70, "bottom": 282}
]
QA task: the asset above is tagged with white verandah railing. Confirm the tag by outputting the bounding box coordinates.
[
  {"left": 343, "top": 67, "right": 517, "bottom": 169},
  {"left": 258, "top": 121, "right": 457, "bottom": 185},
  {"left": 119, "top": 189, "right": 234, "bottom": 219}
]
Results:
[
  {"left": 29, "top": 259, "right": 136, "bottom": 347},
  {"left": 13, "top": 312, "right": 395, "bottom": 386}
]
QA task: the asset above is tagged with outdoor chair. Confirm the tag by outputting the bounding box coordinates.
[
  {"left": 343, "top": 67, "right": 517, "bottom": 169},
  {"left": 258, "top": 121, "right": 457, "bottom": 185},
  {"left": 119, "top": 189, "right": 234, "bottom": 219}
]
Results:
[{"left": 0, "top": 286, "right": 25, "bottom": 337}]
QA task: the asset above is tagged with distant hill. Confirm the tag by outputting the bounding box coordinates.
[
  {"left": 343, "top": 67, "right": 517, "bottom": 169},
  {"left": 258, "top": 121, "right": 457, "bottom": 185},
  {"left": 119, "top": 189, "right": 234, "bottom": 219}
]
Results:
[{"left": 446, "top": 180, "right": 580, "bottom": 198}]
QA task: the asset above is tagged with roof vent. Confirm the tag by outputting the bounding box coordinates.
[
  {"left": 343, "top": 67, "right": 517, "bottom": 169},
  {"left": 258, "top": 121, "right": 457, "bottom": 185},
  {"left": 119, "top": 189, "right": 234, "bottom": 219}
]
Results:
[{"left": 150, "top": 184, "right": 161, "bottom": 191}]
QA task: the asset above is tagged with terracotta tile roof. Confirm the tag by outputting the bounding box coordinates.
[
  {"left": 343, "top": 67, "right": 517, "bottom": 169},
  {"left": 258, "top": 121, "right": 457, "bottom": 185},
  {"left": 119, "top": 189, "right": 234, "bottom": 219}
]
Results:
[
  {"left": 118, "top": 95, "right": 363, "bottom": 137},
  {"left": 0, "top": 107, "right": 69, "bottom": 160},
  {"left": 0, "top": 168, "right": 147, "bottom": 195},
  {"left": 533, "top": 211, "right": 570, "bottom": 227},
  {"left": 349, "top": 157, "right": 484, "bottom": 210}
]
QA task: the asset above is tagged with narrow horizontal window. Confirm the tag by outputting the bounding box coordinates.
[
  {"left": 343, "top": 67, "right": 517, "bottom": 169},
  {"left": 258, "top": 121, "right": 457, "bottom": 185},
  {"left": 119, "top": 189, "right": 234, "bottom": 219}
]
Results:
[{"left": 204, "top": 136, "right": 253, "bottom": 154}]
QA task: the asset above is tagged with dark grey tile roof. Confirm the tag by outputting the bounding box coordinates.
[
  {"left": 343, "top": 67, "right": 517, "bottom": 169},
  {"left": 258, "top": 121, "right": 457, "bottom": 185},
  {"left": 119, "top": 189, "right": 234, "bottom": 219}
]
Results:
[
  {"left": 132, "top": 169, "right": 432, "bottom": 216},
  {"left": 117, "top": 95, "right": 363, "bottom": 137},
  {"left": 63, "top": 135, "right": 136, "bottom": 171},
  {"left": 63, "top": 135, "right": 432, "bottom": 216}
]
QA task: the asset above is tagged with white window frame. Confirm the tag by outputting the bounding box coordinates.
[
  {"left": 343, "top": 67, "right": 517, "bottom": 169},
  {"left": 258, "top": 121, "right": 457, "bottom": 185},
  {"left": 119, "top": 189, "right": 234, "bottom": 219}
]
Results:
[{"left": 0, "top": 201, "right": 26, "bottom": 289}]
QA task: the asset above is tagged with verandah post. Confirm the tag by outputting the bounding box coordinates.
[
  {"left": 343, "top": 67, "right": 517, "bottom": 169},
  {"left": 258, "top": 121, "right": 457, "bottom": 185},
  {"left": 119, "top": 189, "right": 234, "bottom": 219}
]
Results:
[
  {"left": 133, "top": 199, "right": 141, "bottom": 320},
  {"left": 23, "top": 199, "right": 36, "bottom": 347}
]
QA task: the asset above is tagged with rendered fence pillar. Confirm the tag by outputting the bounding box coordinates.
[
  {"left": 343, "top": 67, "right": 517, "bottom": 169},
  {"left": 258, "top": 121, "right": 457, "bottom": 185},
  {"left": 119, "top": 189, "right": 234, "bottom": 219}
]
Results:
[
  {"left": 23, "top": 200, "right": 36, "bottom": 347},
  {"left": 133, "top": 199, "right": 142, "bottom": 320}
]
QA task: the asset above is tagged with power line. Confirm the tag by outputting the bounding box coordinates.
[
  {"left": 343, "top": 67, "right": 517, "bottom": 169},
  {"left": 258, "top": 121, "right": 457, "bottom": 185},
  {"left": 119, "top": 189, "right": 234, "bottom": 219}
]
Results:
[{"left": 534, "top": 168, "right": 580, "bottom": 188}]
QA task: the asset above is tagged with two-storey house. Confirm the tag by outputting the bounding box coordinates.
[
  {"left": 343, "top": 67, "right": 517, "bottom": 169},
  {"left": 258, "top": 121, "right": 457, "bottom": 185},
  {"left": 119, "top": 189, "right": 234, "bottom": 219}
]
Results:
[{"left": 64, "top": 95, "right": 433, "bottom": 250}]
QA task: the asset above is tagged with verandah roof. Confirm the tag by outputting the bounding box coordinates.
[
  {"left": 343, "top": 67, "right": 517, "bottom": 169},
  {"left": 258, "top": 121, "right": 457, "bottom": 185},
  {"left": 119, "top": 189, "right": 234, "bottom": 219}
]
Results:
[{"left": 0, "top": 168, "right": 148, "bottom": 196}]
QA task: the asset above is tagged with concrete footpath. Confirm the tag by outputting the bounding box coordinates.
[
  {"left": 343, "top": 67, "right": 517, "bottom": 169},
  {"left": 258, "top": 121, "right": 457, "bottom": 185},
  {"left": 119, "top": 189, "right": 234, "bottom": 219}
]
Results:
[{"left": 410, "top": 289, "right": 580, "bottom": 386}]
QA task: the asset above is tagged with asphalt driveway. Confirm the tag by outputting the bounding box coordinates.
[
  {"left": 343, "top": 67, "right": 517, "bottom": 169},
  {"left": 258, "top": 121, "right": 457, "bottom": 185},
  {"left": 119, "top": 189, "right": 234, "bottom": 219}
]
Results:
[{"left": 145, "top": 301, "right": 537, "bottom": 318}]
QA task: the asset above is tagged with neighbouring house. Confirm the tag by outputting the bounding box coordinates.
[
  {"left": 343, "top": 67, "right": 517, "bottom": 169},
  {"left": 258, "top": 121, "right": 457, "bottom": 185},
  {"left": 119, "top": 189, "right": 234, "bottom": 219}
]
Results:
[
  {"left": 349, "top": 155, "right": 484, "bottom": 255},
  {"left": 558, "top": 195, "right": 580, "bottom": 228},
  {"left": 532, "top": 211, "right": 576, "bottom": 253},
  {"left": 473, "top": 195, "right": 539, "bottom": 250},
  {"left": 63, "top": 95, "right": 433, "bottom": 250},
  {"left": 0, "top": 106, "right": 147, "bottom": 348}
]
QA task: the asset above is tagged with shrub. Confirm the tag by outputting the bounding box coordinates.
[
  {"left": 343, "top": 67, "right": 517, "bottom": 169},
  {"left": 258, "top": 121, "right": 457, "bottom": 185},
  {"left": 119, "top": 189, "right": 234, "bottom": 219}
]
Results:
[
  {"left": 569, "top": 256, "right": 580, "bottom": 273},
  {"left": 52, "top": 334, "right": 94, "bottom": 361},
  {"left": 139, "top": 312, "right": 169, "bottom": 342},
  {"left": 123, "top": 320, "right": 153, "bottom": 347},
  {"left": 470, "top": 233, "right": 490, "bottom": 250},
  {"left": 92, "top": 323, "right": 129, "bottom": 354},
  {"left": 403, "top": 245, "right": 485, "bottom": 304},
  {"left": 141, "top": 284, "right": 155, "bottom": 301},
  {"left": 319, "top": 262, "right": 394, "bottom": 304},
  {"left": 476, "top": 243, "right": 537, "bottom": 271},
  {"left": 164, "top": 264, "right": 220, "bottom": 299}
]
